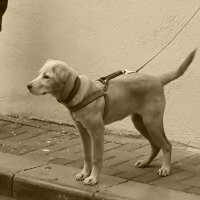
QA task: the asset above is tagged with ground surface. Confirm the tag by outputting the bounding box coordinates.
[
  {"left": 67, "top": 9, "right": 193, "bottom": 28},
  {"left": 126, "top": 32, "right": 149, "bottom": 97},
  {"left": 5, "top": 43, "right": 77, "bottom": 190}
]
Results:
[{"left": 0, "top": 114, "right": 200, "bottom": 199}]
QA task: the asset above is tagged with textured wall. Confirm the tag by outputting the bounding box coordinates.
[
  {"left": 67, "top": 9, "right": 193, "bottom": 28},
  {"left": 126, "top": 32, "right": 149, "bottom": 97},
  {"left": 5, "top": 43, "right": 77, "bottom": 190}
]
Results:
[{"left": 0, "top": 0, "right": 200, "bottom": 147}]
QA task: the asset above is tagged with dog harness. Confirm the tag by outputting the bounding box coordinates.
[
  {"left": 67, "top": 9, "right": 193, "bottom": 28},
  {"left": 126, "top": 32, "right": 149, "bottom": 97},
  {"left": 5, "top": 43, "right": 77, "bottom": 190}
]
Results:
[{"left": 57, "top": 69, "right": 135, "bottom": 119}]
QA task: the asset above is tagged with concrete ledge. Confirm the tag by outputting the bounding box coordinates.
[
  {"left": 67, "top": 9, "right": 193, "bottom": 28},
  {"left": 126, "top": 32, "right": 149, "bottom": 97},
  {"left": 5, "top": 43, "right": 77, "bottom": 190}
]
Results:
[
  {"left": 14, "top": 177, "right": 93, "bottom": 200},
  {"left": 93, "top": 181, "right": 200, "bottom": 200},
  {"left": 13, "top": 164, "right": 125, "bottom": 200},
  {"left": 0, "top": 152, "right": 46, "bottom": 196},
  {"left": 0, "top": 152, "right": 200, "bottom": 200}
]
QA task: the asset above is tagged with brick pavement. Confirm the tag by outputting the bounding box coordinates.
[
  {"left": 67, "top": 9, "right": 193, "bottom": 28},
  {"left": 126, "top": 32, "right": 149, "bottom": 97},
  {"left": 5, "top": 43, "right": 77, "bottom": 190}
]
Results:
[{"left": 0, "top": 115, "right": 200, "bottom": 196}]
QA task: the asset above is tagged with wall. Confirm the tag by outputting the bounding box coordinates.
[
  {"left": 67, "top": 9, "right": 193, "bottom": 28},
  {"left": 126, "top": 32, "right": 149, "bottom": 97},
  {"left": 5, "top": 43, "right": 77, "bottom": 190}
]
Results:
[{"left": 0, "top": 0, "right": 200, "bottom": 147}]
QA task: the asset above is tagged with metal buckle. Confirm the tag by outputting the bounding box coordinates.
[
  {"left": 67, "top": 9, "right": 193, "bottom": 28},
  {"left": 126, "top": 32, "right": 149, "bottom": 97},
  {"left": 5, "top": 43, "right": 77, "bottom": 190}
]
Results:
[{"left": 122, "top": 69, "right": 136, "bottom": 75}]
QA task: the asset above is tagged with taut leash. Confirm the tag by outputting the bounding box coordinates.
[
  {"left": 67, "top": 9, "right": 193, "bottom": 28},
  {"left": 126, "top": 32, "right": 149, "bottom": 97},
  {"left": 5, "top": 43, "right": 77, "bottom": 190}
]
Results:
[{"left": 97, "top": 4, "right": 200, "bottom": 91}]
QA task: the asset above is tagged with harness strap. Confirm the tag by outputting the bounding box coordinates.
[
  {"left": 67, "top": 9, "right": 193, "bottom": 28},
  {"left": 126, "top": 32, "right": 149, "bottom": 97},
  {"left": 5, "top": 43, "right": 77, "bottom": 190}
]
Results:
[
  {"left": 58, "top": 70, "right": 127, "bottom": 119},
  {"left": 69, "top": 90, "right": 107, "bottom": 118},
  {"left": 98, "top": 70, "right": 124, "bottom": 85},
  {"left": 103, "top": 93, "right": 108, "bottom": 119}
]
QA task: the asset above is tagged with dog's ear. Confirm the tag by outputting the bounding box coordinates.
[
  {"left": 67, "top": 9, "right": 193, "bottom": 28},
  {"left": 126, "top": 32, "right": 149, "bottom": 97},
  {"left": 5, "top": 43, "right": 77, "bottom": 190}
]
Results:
[
  {"left": 53, "top": 62, "right": 77, "bottom": 85},
  {"left": 54, "top": 67, "right": 69, "bottom": 82}
]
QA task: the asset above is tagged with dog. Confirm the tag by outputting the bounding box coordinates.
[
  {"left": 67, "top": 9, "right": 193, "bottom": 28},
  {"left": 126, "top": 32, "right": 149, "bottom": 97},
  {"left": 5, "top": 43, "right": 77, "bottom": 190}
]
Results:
[{"left": 27, "top": 49, "right": 196, "bottom": 185}]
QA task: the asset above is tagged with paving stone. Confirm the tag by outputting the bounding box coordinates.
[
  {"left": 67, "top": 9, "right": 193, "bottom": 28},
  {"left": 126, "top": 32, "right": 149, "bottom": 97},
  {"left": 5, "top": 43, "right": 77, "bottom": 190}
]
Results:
[
  {"left": 104, "top": 135, "right": 130, "bottom": 144},
  {"left": 7, "top": 128, "right": 48, "bottom": 142},
  {"left": 3, "top": 123, "right": 23, "bottom": 129},
  {"left": 171, "top": 148, "right": 196, "bottom": 164},
  {"left": 0, "top": 140, "right": 18, "bottom": 153},
  {"left": 130, "top": 144, "right": 152, "bottom": 156},
  {"left": 172, "top": 162, "right": 200, "bottom": 174},
  {"left": 103, "top": 156, "right": 130, "bottom": 168},
  {"left": 50, "top": 150, "right": 83, "bottom": 161},
  {"left": 24, "top": 136, "right": 80, "bottom": 156},
  {"left": 158, "top": 171, "right": 195, "bottom": 182},
  {"left": 116, "top": 142, "right": 148, "bottom": 152},
  {"left": 181, "top": 154, "right": 200, "bottom": 166},
  {"left": 184, "top": 186, "right": 200, "bottom": 196},
  {"left": 49, "top": 157, "right": 72, "bottom": 165},
  {"left": 112, "top": 157, "right": 165, "bottom": 181},
  {"left": 180, "top": 175, "right": 200, "bottom": 187},
  {"left": 104, "top": 142, "right": 122, "bottom": 152},
  {"left": 9, "top": 144, "right": 45, "bottom": 156},
  {"left": 41, "top": 123, "right": 77, "bottom": 134},
  {"left": 151, "top": 178, "right": 190, "bottom": 191},
  {"left": 0, "top": 139, "right": 46, "bottom": 155},
  {"left": 0, "top": 135, "right": 68, "bottom": 156},
  {"left": 49, "top": 141, "right": 82, "bottom": 155},
  {"left": 0, "top": 120, "right": 11, "bottom": 126},
  {"left": 24, "top": 152, "right": 58, "bottom": 163},
  {"left": 0, "top": 124, "right": 24, "bottom": 139},
  {"left": 101, "top": 167, "right": 122, "bottom": 176},
  {"left": 104, "top": 149, "right": 143, "bottom": 160},
  {"left": 66, "top": 159, "right": 83, "bottom": 169},
  {"left": 133, "top": 171, "right": 161, "bottom": 183},
  {"left": 115, "top": 171, "right": 144, "bottom": 180},
  {"left": 20, "top": 131, "right": 72, "bottom": 146},
  {"left": 25, "top": 146, "right": 82, "bottom": 165},
  {"left": 103, "top": 153, "right": 116, "bottom": 161},
  {"left": 112, "top": 158, "right": 146, "bottom": 171},
  {"left": 49, "top": 145, "right": 82, "bottom": 156},
  {"left": 193, "top": 163, "right": 200, "bottom": 171}
]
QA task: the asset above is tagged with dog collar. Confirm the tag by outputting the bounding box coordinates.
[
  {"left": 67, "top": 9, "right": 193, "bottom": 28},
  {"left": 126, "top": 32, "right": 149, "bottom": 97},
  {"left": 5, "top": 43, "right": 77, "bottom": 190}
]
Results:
[{"left": 57, "top": 76, "right": 81, "bottom": 104}]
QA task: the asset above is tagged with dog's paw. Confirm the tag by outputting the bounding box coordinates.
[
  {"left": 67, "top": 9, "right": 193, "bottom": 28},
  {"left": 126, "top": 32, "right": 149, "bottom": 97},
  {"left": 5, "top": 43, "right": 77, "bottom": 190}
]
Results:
[
  {"left": 75, "top": 171, "right": 90, "bottom": 181},
  {"left": 158, "top": 165, "right": 170, "bottom": 177},
  {"left": 83, "top": 176, "right": 98, "bottom": 186},
  {"left": 135, "top": 159, "right": 148, "bottom": 168}
]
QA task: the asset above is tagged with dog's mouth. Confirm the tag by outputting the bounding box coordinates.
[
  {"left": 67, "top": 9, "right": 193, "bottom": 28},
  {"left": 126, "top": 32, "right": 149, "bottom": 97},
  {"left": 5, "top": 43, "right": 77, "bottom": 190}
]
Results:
[{"left": 27, "top": 87, "right": 47, "bottom": 96}]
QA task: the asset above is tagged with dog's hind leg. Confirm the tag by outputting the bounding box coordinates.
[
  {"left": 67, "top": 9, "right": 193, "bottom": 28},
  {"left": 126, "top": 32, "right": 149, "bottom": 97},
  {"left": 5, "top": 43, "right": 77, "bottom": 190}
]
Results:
[
  {"left": 143, "top": 113, "right": 172, "bottom": 176},
  {"left": 131, "top": 114, "right": 161, "bottom": 168}
]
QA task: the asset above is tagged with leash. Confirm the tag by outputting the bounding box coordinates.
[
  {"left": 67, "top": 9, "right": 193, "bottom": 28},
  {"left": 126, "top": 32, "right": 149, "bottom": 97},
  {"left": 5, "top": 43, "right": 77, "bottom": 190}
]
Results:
[
  {"left": 98, "top": 4, "right": 200, "bottom": 91},
  {"left": 134, "top": 5, "right": 200, "bottom": 73}
]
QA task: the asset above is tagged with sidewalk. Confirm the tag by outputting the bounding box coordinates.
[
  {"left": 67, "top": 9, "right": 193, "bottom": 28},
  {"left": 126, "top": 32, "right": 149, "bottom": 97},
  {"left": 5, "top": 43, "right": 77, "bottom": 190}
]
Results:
[{"left": 0, "top": 114, "right": 200, "bottom": 200}]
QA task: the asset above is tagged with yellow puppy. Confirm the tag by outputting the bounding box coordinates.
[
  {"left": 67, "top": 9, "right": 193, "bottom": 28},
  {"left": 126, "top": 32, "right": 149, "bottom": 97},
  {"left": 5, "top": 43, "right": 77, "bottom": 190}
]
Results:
[{"left": 27, "top": 50, "right": 196, "bottom": 185}]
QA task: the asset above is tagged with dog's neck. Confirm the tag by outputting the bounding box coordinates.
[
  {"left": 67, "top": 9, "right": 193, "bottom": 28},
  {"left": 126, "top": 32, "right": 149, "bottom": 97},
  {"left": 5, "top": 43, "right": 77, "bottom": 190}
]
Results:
[
  {"left": 57, "top": 75, "right": 104, "bottom": 109},
  {"left": 56, "top": 76, "right": 80, "bottom": 104}
]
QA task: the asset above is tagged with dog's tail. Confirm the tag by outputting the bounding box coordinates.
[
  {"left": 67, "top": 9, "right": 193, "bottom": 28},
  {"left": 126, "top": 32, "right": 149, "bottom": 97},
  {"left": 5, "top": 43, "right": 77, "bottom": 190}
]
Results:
[{"left": 158, "top": 49, "right": 197, "bottom": 86}]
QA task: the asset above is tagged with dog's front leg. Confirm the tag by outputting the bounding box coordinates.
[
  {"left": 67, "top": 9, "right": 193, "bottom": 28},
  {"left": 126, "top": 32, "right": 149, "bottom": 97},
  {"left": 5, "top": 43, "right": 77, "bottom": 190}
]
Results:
[
  {"left": 83, "top": 118, "right": 105, "bottom": 186},
  {"left": 74, "top": 121, "right": 92, "bottom": 181}
]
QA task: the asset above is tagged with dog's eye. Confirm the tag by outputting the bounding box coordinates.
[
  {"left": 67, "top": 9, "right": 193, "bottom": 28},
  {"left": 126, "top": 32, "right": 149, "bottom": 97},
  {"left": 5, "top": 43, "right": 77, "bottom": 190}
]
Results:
[{"left": 43, "top": 74, "right": 50, "bottom": 79}]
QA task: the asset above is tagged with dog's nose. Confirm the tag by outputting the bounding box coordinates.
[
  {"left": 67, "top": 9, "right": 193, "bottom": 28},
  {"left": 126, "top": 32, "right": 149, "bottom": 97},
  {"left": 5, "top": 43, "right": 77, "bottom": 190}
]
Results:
[{"left": 27, "top": 83, "right": 32, "bottom": 90}]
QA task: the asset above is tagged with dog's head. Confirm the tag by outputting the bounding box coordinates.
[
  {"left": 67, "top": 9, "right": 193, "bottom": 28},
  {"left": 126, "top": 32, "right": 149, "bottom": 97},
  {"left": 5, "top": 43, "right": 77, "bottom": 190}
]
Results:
[{"left": 27, "top": 60, "right": 78, "bottom": 98}]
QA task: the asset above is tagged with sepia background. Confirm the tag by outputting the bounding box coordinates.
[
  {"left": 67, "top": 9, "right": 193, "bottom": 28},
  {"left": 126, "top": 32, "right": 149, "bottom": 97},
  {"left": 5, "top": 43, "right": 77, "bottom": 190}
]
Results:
[{"left": 0, "top": 0, "right": 200, "bottom": 147}]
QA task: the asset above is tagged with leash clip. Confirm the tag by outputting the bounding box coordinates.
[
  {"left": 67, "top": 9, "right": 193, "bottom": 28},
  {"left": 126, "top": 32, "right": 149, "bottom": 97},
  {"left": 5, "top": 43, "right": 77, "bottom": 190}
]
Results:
[{"left": 122, "top": 69, "right": 136, "bottom": 75}]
